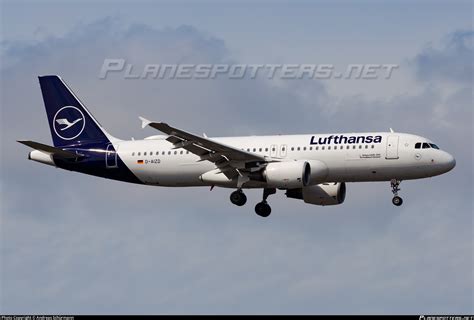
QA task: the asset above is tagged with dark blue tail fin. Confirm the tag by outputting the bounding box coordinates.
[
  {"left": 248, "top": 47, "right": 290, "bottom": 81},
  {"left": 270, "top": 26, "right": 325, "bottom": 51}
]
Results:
[{"left": 39, "top": 75, "right": 113, "bottom": 147}]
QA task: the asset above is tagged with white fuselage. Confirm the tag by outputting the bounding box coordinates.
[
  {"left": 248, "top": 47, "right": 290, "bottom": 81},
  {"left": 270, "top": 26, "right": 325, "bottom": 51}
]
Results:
[{"left": 110, "top": 132, "right": 455, "bottom": 188}]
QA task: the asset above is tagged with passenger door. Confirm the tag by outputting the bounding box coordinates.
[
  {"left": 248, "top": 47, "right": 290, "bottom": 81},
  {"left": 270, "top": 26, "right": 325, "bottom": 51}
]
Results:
[
  {"left": 105, "top": 143, "right": 118, "bottom": 168},
  {"left": 385, "top": 136, "right": 399, "bottom": 159}
]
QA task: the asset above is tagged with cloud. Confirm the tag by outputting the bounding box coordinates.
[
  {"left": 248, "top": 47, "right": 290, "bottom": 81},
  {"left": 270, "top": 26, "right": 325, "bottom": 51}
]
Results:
[
  {"left": 1, "top": 18, "right": 472, "bottom": 314},
  {"left": 412, "top": 30, "right": 473, "bottom": 84}
]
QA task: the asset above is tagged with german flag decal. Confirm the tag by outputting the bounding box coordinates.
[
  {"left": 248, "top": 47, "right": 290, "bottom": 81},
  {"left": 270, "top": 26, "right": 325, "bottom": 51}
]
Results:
[{"left": 137, "top": 160, "right": 144, "bottom": 164}]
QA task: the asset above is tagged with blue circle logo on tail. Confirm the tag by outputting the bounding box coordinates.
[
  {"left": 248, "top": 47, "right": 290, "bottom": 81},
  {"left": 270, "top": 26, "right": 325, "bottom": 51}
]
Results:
[{"left": 53, "top": 106, "right": 86, "bottom": 140}]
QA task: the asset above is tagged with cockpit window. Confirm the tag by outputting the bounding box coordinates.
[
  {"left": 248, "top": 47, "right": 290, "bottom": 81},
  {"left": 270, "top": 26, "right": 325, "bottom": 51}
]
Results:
[
  {"left": 429, "top": 143, "right": 439, "bottom": 149},
  {"left": 415, "top": 142, "right": 421, "bottom": 149},
  {"left": 422, "top": 143, "right": 430, "bottom": 149}
]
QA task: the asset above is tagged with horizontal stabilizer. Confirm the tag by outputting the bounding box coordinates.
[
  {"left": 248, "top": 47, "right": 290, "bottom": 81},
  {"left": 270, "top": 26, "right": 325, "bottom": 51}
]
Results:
[{"left": 17, "top": 140, "right": 82, "bottom": 159}]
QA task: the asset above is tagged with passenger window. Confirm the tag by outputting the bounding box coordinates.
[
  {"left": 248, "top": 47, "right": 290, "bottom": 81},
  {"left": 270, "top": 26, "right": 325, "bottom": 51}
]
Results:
[
  {"left": 180, "top": 151, "right": 183, "bottom": 154},
  {"left": 265, "top": 148, "right": 268, "bottom": 152},
  {"left": 422, "top": 143, "right": 430, "bottom": 149},
  {"left": 303, "top": 147, "right": 306, "bottom": 151},
  {"left": 259, "top": 148, "right": 262, "bottom": 152},
  {"left": 353, "top": 145, "right": 356, "bottom": 149},
  {"left": 291, "top": 147, "right": 294, "bottom": 151},
  {"left": 322, "top": 146, "right": 325, "bottom": 150},
  {"left": 174, "top": 151, "right": 177, "bottom": 154},
  {"left": 132, "top": 152, "right": 135, "bottom": 156},
  {"left": 309, "top": 147, "right": 312, "bottom": 151},
  {"left": 365, "top": 145, "right": 368, "bottom": 149},
  {"left": 138, "top": 152, "right": 141, "bottom": 156},
  {"left": 168, "top": 151, "right": 171, "bottom": 155},
  {"left": 359, "top": 145, "right": 362, "bottom": 149},
  {"left": 253, "top": 148, "right": 256, "bottom": 152},
  {"left": 371, "top": 145, "right": 374, "bottom": 149},
  {"left": 415, "top": 142, "right": 421, "bottom": 149},
  {"left": 316, "top": 146, "right": 319, "bottom": 150},
  {"left": 282, "top": 147, "right": 286, "bottom": 151},
  {"left": 334, "top": 146, "right": 337, "bottom": 150},
  {"left": 346, "top": 145, "right": 350, "bottom": 149},
  {"left": 144, "top": 152, "right": 147, "bottom": 156},
  {"left": 328, "top": 146, "right": 331, "bottom": 150}
]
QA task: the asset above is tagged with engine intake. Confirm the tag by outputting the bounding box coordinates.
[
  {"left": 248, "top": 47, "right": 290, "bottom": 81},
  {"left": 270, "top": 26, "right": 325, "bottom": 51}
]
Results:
[{"left": 306, "top": 160, "right": 329, "bottom": 184}]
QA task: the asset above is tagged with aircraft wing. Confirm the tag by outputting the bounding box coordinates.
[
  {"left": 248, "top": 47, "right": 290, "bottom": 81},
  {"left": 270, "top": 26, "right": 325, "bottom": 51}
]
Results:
[
  {"left": 17, "top": 140, "right": 82, "bottom": 159},
  {"left": 139, "top": 117, "right": 267, "bottom": 179}
]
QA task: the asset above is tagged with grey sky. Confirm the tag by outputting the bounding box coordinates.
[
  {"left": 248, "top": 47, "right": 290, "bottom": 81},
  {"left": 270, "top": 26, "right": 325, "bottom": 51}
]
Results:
[{"left": 0, "top": 1, "right": 472, "bottom": 314}]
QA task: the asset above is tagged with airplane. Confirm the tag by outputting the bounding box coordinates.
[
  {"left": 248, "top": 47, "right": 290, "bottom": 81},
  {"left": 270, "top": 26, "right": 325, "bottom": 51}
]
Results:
[{"left": 19, "top": 75, "right": 456, "bottom": 217}]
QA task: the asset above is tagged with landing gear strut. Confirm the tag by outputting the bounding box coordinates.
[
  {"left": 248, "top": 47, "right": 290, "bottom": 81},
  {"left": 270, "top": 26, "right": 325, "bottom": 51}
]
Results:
[
  {"left": 390, "top": 179, "right": 403, "bottom": 206},
  {"left": 255, "top": 188, "right": 276, "bottom": 217},
  {"left": 230, "top": 189, "right": 247, "bottom": 206}
]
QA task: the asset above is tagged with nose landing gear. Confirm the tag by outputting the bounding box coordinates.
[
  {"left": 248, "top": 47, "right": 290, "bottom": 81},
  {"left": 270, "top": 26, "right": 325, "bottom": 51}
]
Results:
[{"left": 390, "top": 179, "right": 403, "bottom": 206}]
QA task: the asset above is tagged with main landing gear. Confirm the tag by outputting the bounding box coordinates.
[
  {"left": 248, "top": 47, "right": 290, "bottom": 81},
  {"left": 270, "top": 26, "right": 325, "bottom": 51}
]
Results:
[
  {"left": 229, "top": 188, "right": 276, "bottom": 217},
  {"left": 255, "top": 188, "right": 276, "bottom": 218},
  {"left": 230, "top": 189, "right": 247, "bottom": 206},
  {"left": 390, "top": 179, "right": 403, "bottom": 206}
]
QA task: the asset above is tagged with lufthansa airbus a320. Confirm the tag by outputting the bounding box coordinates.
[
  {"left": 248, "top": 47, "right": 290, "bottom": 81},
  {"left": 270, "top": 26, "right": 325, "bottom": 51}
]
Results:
[{"left": 19, "top": 75, "right": 456, "bottom": 217}]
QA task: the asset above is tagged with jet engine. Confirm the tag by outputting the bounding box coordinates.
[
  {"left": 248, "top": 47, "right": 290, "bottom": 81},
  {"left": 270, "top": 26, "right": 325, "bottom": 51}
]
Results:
[
  {"left": 286, "top": 182, "right": 346, "bottom": 206},
  {"left": 262, "top": 160, "right": 329, "bottom": 189},
  {"left": 264, "top": 160, "right": 311, "bottom": 188}
]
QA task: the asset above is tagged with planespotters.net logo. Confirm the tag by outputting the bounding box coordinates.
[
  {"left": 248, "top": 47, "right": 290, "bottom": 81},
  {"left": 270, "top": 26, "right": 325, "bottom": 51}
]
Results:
[
  {"left": 99, "top": 58, "right": 399, "bottom": 80},
  {"left": 53, "top": 106, "right": 85, "bottom": 140}
]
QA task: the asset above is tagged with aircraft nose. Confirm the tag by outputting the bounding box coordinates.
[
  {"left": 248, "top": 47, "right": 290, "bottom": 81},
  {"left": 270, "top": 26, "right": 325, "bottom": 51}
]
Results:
[{"left": 442, "top": 152, "right": 456, "bottom": 172}]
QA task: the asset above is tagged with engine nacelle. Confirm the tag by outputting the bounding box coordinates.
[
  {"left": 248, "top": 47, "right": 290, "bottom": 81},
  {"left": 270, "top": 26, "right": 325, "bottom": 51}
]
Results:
[
  {"left": 306, "top": 160, "right": 329, "bottom": 185},
  {"left": 264, "top": 160, "right": 310, "bottom": 188},
  {"left": 286, "top": 182, "right": 346, "bottom": 206}
]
